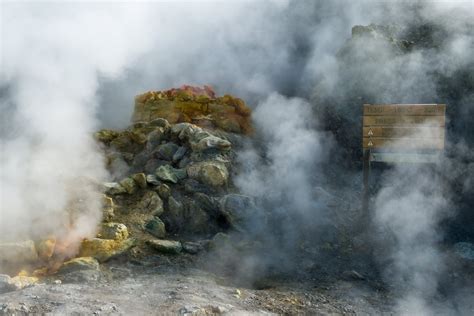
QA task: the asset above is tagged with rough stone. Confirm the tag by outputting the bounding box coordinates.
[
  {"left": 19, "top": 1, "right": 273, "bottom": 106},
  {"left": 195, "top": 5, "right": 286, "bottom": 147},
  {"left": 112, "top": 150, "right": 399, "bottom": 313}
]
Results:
[
  {"left": 156, "top": 165, "right": 187, "bottom": 184},
  {"left": 145, "top": 217, "right": 166, "bottom": 238},
  {"left": 172, "top": 146, "right": 187, "bottom": 162},
  {"left": 147, "top": 239, "right": 182, "bottom": 254},
  {"left": 187, "top": 161, "right": 229, "bottom": 187},
  {"left": 131, "top": 173, "right": 147, "bottom": 189},
  {"left": 79, "top": 238, "right": 136, "bottom": 262},
  {"left": 154, "top": 142, "right": 179, "bottom": 161},
  {"left": 182, "top": 241, "right": 204, "bottom": 254},
  {"left": 184, "top": 201, "right": 210, "bottom": 234},
  {"left": 99, "top": 223, "right": 129, "bottom": 241},
  {"left": 157, "top": 183, "right": 171, "bottom": 200},
  {"left": 103, "top": 182, "right": 126, "bottom": 195},
  {"left": 146, "top": 174, "right": 161, "bottom": 186},
  {"left": 183, "top": 179, "right": 210, "bottom": 194},
  {"left": 135, "top": 191, "right": 164, "bottom": 216},
  {"left": 119, "top": 177, "right": 137, "bottom": 194},
  {"left": 57, "top": 257, "right": 100, "bottom": 275},
  {"left": 146, "top": 127, "right": 166, "bottom": 151},
  {"left": 0, "top": 274, "right": 38, "bottom": 294},
  {"left": 219, "top": 194, "right": 265, "bottom": 233}
]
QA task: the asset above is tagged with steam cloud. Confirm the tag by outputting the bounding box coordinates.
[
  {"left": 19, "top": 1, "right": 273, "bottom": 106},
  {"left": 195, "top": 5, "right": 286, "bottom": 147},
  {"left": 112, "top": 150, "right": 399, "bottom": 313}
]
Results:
[
  {"left": 1, "top": 0, "right": 473, "bottom": 314},
  {"left": 0, "top": 2, "right": 154, "bottom": 257}
]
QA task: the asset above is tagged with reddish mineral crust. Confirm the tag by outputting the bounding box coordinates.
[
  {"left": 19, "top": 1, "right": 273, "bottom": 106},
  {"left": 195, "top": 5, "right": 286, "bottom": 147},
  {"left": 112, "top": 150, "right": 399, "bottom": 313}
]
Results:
[{"left": 132, "top": 85, "right": 252, "bottom": 134}]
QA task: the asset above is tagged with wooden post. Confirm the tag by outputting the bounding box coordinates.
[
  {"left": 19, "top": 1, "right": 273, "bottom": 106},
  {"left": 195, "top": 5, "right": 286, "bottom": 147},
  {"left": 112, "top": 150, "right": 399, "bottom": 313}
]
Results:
[{"left": 362, "top": 149, "right": 371, "bottom": 226}]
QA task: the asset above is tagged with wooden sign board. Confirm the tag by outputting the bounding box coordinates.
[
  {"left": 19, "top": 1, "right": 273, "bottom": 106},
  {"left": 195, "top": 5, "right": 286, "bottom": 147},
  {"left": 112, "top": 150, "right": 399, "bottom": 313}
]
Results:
[{"left": 362, "top": 104, "right": 446, "bottom": 152}]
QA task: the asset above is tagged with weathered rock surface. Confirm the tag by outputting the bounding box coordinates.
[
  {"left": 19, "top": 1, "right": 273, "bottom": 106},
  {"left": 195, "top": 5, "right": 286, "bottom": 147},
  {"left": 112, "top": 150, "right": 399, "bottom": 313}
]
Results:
[
  {"left": 132, "top": 85, "right": 252, "bottom": 134},
  {"left": 145, "top": 217, "right": 166, "bottom": 238},
  {"left": 99, "top": 223, "right": 129, "bottom": 241},
  {"left": 147, "top": 239, "right": 182, "bottom": 254},
  {"left": 79, "top": 238, "right": 135, "bottom": 262},
  {"left": 187, "top": 161, "right": 229, "bottom": 187}
]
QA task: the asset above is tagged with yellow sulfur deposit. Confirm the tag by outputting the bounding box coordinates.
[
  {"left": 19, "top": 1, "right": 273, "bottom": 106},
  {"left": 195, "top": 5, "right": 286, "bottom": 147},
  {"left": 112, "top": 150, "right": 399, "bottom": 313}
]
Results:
[{"left": 132, "top": 85, "right": 252, "bottom": 134}]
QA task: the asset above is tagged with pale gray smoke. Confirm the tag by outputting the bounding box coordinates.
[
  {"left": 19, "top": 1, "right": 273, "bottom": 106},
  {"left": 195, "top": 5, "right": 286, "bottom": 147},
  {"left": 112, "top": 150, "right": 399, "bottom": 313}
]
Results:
[{"left": 0, "top": 2, "right": 154, "bottom": 258}]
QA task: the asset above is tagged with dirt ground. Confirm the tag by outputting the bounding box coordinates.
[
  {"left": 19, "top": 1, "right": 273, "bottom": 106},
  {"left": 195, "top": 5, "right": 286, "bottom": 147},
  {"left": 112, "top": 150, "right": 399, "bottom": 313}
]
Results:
[{"left": 1, "top": 251, "right": 393, "bottom": 315}]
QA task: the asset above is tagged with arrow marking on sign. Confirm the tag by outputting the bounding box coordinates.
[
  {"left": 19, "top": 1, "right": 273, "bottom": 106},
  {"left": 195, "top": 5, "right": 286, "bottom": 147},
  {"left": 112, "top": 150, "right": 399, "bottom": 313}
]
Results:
[
  {"left": 368, "top": 140, "right": 373, "bottom": 147},
  {"left": 368, "top": 129, "right": 374, "bottom": 136}
]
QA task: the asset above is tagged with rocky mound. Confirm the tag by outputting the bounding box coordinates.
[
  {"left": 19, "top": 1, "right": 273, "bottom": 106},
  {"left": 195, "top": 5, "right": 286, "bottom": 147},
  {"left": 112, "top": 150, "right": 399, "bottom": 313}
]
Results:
[
  {"left": 132, "top": 85, "right": 252, "bottom": 134},
  {"left": 0, "top": 88, "right": 264, "bottom": 287}
]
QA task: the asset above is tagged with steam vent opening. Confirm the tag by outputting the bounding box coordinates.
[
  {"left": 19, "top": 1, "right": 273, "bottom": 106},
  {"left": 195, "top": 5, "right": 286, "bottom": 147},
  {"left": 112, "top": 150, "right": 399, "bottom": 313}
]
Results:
[{"left": 1, "top": 1, "right": 474, "bottom": 314}]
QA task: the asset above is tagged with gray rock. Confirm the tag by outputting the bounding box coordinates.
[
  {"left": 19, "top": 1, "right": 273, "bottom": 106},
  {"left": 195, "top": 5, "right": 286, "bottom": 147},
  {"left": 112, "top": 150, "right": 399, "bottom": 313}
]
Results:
[
  {"left": 147, "top": 239, "right": 182, "bottom": 254},
  {"left": 194, "top": 192, "right": 219, "bottom": 213},
  {"left": 103, "top": 182, "right": 126, "bottom": 195},
  {"left": 149, "top": 118, "right": 171, "bottom": 131},
  {"left": 164, "top": 196, "right": 185, "bottom": 230},
  {"left": 187, "top": 161, "right": 228, "bottom": 187},
  {"left": 154, "top": 142, "right": 179, "bottom": 161},
  {"left": 157, "top": 183, "right": 171, "bottom": 200},
  {"left": 191, "top": 134, "right": 231, "bottom": 153},
  {"left": 156, "top": 165, "right": 187, "bottom": 184},
  {"left": 219, "top": 194, "right": 265, "bottom": 233},
  {"left": 182, "top": 242, "right": 204, "bottom": 254},
  {"left": 146, "top": 174, "right": 161, "bottom": 186},
  {"left": 119, "top": 177, "right": 137, "bottom": 194},
  {"left": 172, "top": 146, "right": 187, "bottom": 162},
  {"left": 135, "top": 191, "right": 164, "bottom": 216},
  {"left": 178, "top": 156, "right": 191, "bottom": 169},
  {"left": 144, "top": 159, "right": 168, "bottom": 174},
  {"left": 131, "top": 173, "right": 147, "bottom": 189},
  {"left": 57, "top": 257, "right": 100, "bottom": 275},
  {"left": 184, "top": 201, "right": 210, "bottom": 234},
  {"left": 183, "top": 179, "right": 210, "bottom": 194},
  {"left": 145, "top": 217, "right": 166, "bottom": 238},
  {"left": 0, "top": 275, "right": 16, "bottom": 294},
  {"left": 146, "top": 127, "right": 166, "bottom": 151}
]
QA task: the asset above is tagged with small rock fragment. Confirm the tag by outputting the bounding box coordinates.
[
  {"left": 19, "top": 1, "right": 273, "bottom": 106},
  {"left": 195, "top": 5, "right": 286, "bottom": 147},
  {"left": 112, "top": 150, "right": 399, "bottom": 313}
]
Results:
[
  {"left": 145, "top": 217, "right": 166, "bottom": 238},
  {"left": 99, "top": 223, "right": 129, "bottom": 241},
  {"left": 131, "top": 173, "right": 147, "bottom": 189}
]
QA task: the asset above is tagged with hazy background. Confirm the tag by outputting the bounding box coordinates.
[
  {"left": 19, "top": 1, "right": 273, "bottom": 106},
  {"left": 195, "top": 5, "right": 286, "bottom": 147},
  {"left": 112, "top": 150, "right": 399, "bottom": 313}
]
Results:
[{"left": 1, "top": 0, "right": 473, "bottom": 314}]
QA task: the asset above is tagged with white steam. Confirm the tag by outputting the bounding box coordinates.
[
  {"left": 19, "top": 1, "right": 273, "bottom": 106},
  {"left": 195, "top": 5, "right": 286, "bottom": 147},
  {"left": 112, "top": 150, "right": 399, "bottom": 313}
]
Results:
[{"left": 0, "top": 2, "right": 153, "bottom": 256}]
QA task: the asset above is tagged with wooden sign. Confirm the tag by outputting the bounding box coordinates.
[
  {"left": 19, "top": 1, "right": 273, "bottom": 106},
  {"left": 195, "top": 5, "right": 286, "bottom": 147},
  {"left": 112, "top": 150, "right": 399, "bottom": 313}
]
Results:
[
  {"left": 362, "top": 104, "right": 446, "bottom": 150},
  {"left": 360, "top": 104, "right": 446, "bottom": 228}
]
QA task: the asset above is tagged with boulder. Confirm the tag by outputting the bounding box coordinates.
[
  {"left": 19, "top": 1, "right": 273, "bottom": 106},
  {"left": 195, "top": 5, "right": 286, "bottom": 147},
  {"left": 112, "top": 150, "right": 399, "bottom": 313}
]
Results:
[
  {"left": 183, "top": 179, "right": 210, "bottom": 194},
  {"left": 219, "top": 194, "right": 265, "bottom": 233},
  {"left": 131, "top": 173, "right": 147, "bottom": 189},
  {"left": 187, "top": 161, "right": 229, "bottom": 187},
  {"left": 103, "top": 182, "right": 126, "bottom": 195},
  {"left": 119, "top": 177, "right": 137, "bottom": 194},
  {"left": 79, "top": 238, "right": 136, "bottom": 262},
  {"left": 154, "top": 142, "right": 179, "bottom": 161},
  {"left": 172, "top": 146, "right": 187, "bottom": 162},
  {"left": 146, "top": 174, "right": 161, "bottom": 186},
  {"left": 135, "top": 191, "right": 164, "bottom": 216},
  {"left": 157, "top": 183, "right": 171, "bottom": 200},
  {"left": 147, "top": 239, "right": 182, "bottom": 254},
  {"left": 57, "top": 257, "right": 100, "bottom": 274},
  {"left": 182, "top": 241, "right": 204, "bottom": 254},
  {"left": 146, "top": 127, "right": 166, "bottom": 151},
  {"left": 155, "top": 165, "right": 187, "bottom": 184},
  {"left": 99, "top": 223, "right": 129, "bottom": 241},
  {"left": 184, "top": 201, "right": 210, "bottom": 234},
  {"left": 0, "top": 274, "right": 38, "bottom": 294},
  {"left": 145, "top": 217, "right": 166, "bottom": 238}
]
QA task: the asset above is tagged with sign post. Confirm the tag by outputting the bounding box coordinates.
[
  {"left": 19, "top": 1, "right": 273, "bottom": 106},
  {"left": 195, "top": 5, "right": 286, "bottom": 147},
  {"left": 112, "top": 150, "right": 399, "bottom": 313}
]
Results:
[{"left": 361, "top": 104, "right": 446, "bottom": 223}]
